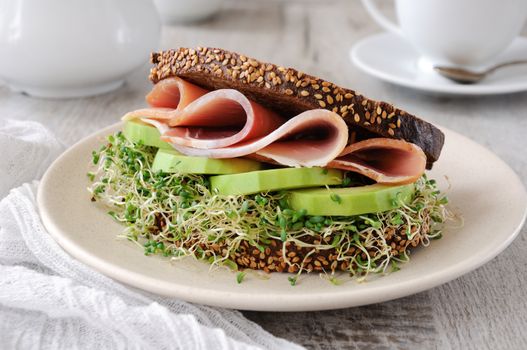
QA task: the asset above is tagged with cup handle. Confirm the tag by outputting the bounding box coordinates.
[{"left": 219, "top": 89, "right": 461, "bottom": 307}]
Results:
[{"left": 360, "top": 0, "right": 402, "bottom": 36}]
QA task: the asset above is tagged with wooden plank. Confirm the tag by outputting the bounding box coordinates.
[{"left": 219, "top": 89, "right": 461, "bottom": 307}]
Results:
[{"left": 244, "top": 291, "right": 448, "bottom": 350}]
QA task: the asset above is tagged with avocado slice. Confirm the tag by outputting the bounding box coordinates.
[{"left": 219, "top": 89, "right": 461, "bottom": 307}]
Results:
[
  {"left": 288, "top": 183, "right": 415, "bottom": 216},
  {"left": 153, "top": 149, "right": 263, "bottom": 174},
  {"left": 210, "top": 167, "right": 343, "bottom": 195},
  {"left": 123, "top": 120, "right": 172, "bottom": 149}
]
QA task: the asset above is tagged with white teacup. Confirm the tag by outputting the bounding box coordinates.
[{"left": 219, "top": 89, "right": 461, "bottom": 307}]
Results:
[{"left": 361, "top": 0, "right": 527, "bottom": 69}]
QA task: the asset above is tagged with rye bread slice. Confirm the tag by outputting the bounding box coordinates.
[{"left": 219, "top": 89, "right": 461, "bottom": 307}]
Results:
[{"left": 149, "top": 47, "right": 444, "bottom": 167}]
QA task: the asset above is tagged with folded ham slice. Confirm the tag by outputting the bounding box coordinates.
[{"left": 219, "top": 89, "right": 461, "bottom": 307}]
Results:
[
  {"left": 158, "top": 89, "right": 286, "bottom": 149},
  {"left": 126, "top": 77, "right": 348, "bottom": 167},
  {"left": 162, "top": 109, "right": 348, "bottom": 167},
  {"left": 123, "top": 78, "right": 209, "bottom": 120},
  {"left": 124, "top": 77, "right": 426, "bottom": 184},
  {"left": 331, "top": 138, "right": 426, "bottom": 184}
]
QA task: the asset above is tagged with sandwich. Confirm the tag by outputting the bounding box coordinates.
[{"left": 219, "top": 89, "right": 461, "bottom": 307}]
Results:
[{"left": 88, "top": 47, "right": 451, "bottom": 283}]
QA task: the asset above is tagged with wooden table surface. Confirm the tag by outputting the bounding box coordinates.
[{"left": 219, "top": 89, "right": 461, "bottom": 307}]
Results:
[{"left": 1, "top": 1, "right": 526, "bottom": 349}]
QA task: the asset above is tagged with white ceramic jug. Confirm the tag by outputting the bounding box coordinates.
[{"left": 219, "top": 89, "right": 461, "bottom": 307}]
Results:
[{"left": 0, "top": 0, "right": 161, "bottom": 98}]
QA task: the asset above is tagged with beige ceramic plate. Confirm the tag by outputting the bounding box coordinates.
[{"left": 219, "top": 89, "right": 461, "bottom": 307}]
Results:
[{"left": 38, "top": 123, "right": 527, "bottom": 311}]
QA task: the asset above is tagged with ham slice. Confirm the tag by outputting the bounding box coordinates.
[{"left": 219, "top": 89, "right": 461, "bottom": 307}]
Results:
[
  {"left": 126, "top": 77, "right": 348, "bottom": 167},
  {"left": 124, "top": 77, "right": 426, "bottom": 183},
  {"left": 330, "top": 138, "right": 427, "bottom": 184},
  {"left": 125, "top": 78, "right": 286, "bottom": 149},
  {"left": 160, "top": 109, "right": 348, "bottom": 167},
  {"left": 160, "top": 89, "right": 286, "bottom": 149},
  {"left": 123, "top": 78, "right": 210, "bottom": 121}
]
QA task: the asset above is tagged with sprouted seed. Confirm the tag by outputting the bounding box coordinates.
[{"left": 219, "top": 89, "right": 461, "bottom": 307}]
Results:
[
  {"left": 236, "top": 271, "right": 246, "bottom": 284},
  {"left": 88, "top": 132, "right": 455, "bottom": 285}
]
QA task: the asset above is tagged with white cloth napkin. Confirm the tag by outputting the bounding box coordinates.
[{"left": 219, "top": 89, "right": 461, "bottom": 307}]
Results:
[
  {"left": 0, "top": 119, "right": 64, "bottom": 199},
  {"left": 0, "top": 119, "right": 302, "bottom": 350}
]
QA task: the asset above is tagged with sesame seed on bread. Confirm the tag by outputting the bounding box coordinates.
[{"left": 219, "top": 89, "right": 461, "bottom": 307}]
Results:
[{"left": 149, "top": 47, "right": 444, "bottom": 167}]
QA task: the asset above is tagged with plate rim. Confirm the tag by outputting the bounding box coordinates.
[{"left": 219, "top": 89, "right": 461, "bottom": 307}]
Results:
[
  {"left": 37, "top": 122, "right": 527, "bottom": 311},
  {"left": 350, "top": 32, "right": 527, "bottom": 96}
]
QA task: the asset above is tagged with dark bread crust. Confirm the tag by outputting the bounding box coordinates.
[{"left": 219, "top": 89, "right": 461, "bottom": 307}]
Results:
[{"left": 149, "top": 47, "right": 444, "bottom": 166}]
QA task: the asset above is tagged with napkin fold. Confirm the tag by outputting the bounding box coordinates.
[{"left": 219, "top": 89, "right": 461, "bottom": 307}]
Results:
[
  {"left": 0, "top": 119, "right": 302, "bottom": 350},
  {"left": 0, "top": 119, "right": 64, "bottom": 199}
]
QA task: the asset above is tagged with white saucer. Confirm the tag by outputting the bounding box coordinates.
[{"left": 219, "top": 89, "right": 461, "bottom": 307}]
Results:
[{"left": 351, "top": 32, "right": 527, "bottom": 96}]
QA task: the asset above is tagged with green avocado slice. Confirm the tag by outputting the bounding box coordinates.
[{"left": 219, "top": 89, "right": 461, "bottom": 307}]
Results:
[
  {"left": 210, "top": 167, "right": 343, "bottom": 195},
  {"left": 152, "top": 149, "right": 263, "bottom": 174},
  {"left": 288, "top": 183, "right": 415, "bottom": 216},
  {"left": 123, "top": 120, "right": 172, "bottom": 149}
]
